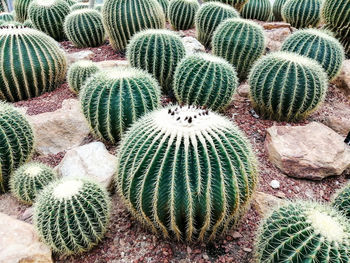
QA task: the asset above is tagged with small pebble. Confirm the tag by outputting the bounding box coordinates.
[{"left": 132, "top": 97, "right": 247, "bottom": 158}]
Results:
[
  {"left": 243, "top": 247, "right": 252, "bottom": 252},
  {"left": 270, "top": 180, "right": 280, "bottom": 189}
]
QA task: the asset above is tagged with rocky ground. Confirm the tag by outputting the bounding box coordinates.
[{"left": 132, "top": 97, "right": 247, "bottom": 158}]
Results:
[{"left": 0, "top": 22, "right": 349, "bottom": 263}]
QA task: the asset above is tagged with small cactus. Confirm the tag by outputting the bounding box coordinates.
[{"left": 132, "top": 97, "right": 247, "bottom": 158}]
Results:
[
  {"left": 14, "top": 0, "right": 32, "bottom": 22},
  {"left": 10, "top": 162, "right": 57, "bottom": 204},
  {"left": 249, "top": 51, "right": 328, "bottom": 122},
  {"left": 272, "top": 0, "right": 287, "bottom": 21},
  {"left": 67, "top": 60, "right": 100, "bottom": 93},
  {"left": 333, "top": 183, "right": 350, "bottom": 219},
  {"left": 202, "top": 0, "right": 248, "bottom": 11},
  {"left": 0, "top": 12, "right": 14, "bottom": 21},
  {"left": 168, "top": 0, "right": 200, "bottom": 30},
  {"left": 33, "top": 177, "right": 111, "bottom": 255},
  {"left": 70, "top": 2, "right": 88, "bottom": 11},
  {"left": 174, "top": 53, "right": 238, "bottom": 111},
  {"left": 241, "top": 0, "right": 272, "bottom": 21}
]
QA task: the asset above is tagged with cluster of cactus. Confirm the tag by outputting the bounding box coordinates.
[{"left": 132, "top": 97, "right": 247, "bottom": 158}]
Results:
[
  {"left": 80, "top": 68, "right": 161, "bottom": 143},
  {"left": 174, "top": 53, "right": 238, "bottom": 111},
  {"left": 10, "top": 163, "right": 56, "bottom": 204},
  {"left": 281, "top": 29, "right": 345, "bottom": 80},
  {"left": 67, "top": 60, "right": 100, "bottom": 93},
  {"left": 127, "top": 29, "right": 186, "bottom": 94},
  {"left": 195, "top": 2, "right": 239, "bottom": 47},
  {"left": 33, "top": 177, "right": 111, "bottom": 255},
  {"left": 70, "top": 2, "right": 88, "bottom": 11},
  {"left": 281, "top": 0, "right": 322, "bottom": 28},
  {"left": 212, "top": 18, "right": 265, "bottom": 79},
  {"left": 0, "top": 12, "right": 14, "bottom": 21},
  {"left": 116, "top": 105, "right": 258, "bottom": 242},
  {"left": 241, "top": 0, "right": 272, "bottom": 21},
  {"left": 0, "top": 102, "right": 34, "bottom": 193},
  {"left": 249, "top": 51, "right": 328, "bottom": 122},
  {"left": 203, "top": 0, "right": 248, "bottom": 11},
  {"left": 333, "top": 183, "right": 350, "bottom": 219},
  {"left": 64, "top": 9, "right": 105, "bottom": 48},
  {"left": 0, "top": 0, "right": 9, "bottom": 12},
  {"left": 102, "top": 0, "right": 165, "bottom": 51},
  {"left": 0, "top": 26, "right": 67, "bottom": 102},
  {"left": 14, "top": 0, "right": 32, "bottom": 22},
  {"left": 168, "top": 0, "right": 200, "bottom": 30},
  {"left": 256, "top": 201, "right": 350, "bottom": 263},
  {"left": 272, "top": 0, "right": 287, "bottom": 21}
]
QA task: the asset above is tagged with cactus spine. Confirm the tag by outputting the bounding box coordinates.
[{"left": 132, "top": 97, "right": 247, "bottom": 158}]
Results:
[
  {"left": 272, "top": 0, "right": 287, "bottom": 21},
  {"left": 212, "top": 18, "right": 265, "bottom": 79},
  {"left": 14, "top": 0, "right": 33, "bottom": 22},
  {"left": 241, "top": 0, "right": 272, "bottom": 21},
  {"left": 67, "top": 60, "right": 100, "bottom": 93},
  {"left": 202, "top": 0, "right": 248, "bottom": 11},
  {"left": 168, "top": 0, "right": 200, "bottom": 30},
  {"left": 0, "top": 12, "right": 14, "bottom": 21},
  {"left": 155, "top": 0, "right": 169, "bottom": 19},
  {"left": 333, "top": 183, "right": 350, "bottom": 219},
  {"left": 249, "top": 52, "right": 328, "bottom": 122},
  {"left": 0, "top": 0, "right": 9, "bottom": 12}
]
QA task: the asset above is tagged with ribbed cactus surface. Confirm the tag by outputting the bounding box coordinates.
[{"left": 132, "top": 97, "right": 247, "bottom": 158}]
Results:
[
  {"left": 14, "top": 0, "right": 32, "bottom": 22},
  {"left": 272, "top": 0, "right": 287, "bottom": 21},
  {"left": 156, "top": 0, "right": 169, "bottom": 19},
  {"left": 0, "top": 12, "right": 14, "bottom": 21},
  {"left": 23, "top": 19, "right": 34, "bottom": 28},
  {"left": 70, "top": 2, "right": 88, "bottom": 11},
  {"left": 241, "top": 0, "right": 272, "bottom": 21},
  {"left": 0, "top": 0, "right": 9, "bottom": 12},
  {"left": 67, "top": 60, "right": 100, "bottom": 93},
  {"left": 202, "top": 0, "right": 248, "bottom": 11},
  {"left": 168, "top": 0, "right": 200, "bottom": 30},
  {"left": 333, "top": 184, "right": 350, "bottom": 219}
]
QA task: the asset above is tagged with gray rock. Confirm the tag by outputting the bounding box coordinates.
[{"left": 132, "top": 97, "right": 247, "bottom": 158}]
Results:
[
  {"left": 66, "top": 50, "right": 94, "bottom": 65},
  {"left": 182, "top": 36, "right": 205, "bottom": 55}
]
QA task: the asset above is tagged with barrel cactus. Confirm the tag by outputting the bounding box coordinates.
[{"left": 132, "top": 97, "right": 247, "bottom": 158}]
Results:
[
  {"left": 195, "top": 2, "right": 239, "bottom": 47},
  {"left": 70, "top": 2, "right": 88, "bottom": 11},
  {"left": 174, "top": 53, "right": 238, "bottom": 111},
  {"left": 241, "top": 0, "right": 272, "bottom": 21},
  {"left": 10, "top": 163, "right": 56, "bottom": 204},
  {"left": 249, "top": 52, "right": 328, "bottom": 122},
  {"left": 0, "top": 12, "right": 14, "bottom": 21},
  {"left": 333, "top": 183, "right": 350, "bottom": 219},
  {"left": 256, "top": 201, "right": 350, "bottom": 263},
  {"left": 168, "top": 0, "right": 200, "bottom": 30},
  {"left": 212, "top": 18, "right": 265, "bottom": 79},
  {"left": 156, "top": 0, "right": 169, "bottom": 19},
  {"left": 0, "top": 20, "right": 22, "bottom": 26},
  {"left": 0, "top": 0, "right": 9, "bottom": 12},
  {"left": 272, "top": 0, "right": 287, "bottom": 21},
  {"left": 127, "top": 29, "right": 186, "bottom": 93},
  {"left": 0, "top": 26, "right": 67, "bottom": 102},
  {"left": 102, "top": 0, "right": 165, "bottom": 51},
  {"left": 63, "top": 0, "right": 76, "bottom": 6},
  {"left": 14, "top": 0, "right": 32, "bottom": 22},
  {"left": 67, "top": 60, "right": 100, "bottom": 94},
  {"left": 0, "top": 102, "right": 34, "bottom": 193},
  {"left": 281, "top": 29, "right": 345, "bottom": 80},
  {"left": 33, "top": 177, "right": 111, "bottom": 255},
  {"left": 202, "top": 0, "right": 248, "bottom": 11}
]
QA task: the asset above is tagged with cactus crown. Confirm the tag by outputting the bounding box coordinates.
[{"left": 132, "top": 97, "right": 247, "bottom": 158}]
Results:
[{"left": 53, "top": 179, "right": 83, "bottom": 200}]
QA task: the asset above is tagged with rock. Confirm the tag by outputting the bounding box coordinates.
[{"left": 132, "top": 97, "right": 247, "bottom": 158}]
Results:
[
  {"left": 28, "top": 99, "right": 90, "bottom": 155},
  {"left": 21, "top": 207, "right": 34, "bottom": 223},
  {"left": 322, "top": 102, "right": 350, "bottom": 136},
  {"left": 332, "top": 60, "right": 350, "bottom": 96},
  {"left": 0, "top": 213, "right": 52, "bottom": 263},
  {"left": 237, "top": 82, "right": 250, "bottom": 98},
  {"left": 66, "top": 50, "right": 94, "bottom": 65},
  {"left": 96, "top": 60, "right": 130, "bottom": 69},
  {"left": 182, "top": 36, "right": 205, "bottom": 55},
  {"left": 253, "top": 191, "right": 286, "bottom": 216},
  {"left": 232, "top": 232, "right": 243, "bottom": 239},
  {"left": 270, "top": 180, "right": 280, "bottom": 189},
  {"left": 55, "top": 142, "right": 117, "bottom": 190},
  {"left": 261, "top": 22, "right": 293, "bottom": 52},
  {"left": 265, "top": 122, "right": 350, "bottom": 180}
]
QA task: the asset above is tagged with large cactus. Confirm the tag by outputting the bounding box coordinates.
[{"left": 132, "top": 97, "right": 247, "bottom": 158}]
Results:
[
  {"left": 202, "top": 0, "right": 248, "bottom": 11},
  {"left": 249, "top": 51, "right": 328, "bottom": 122},
  {"left": 168, "top": 0, "right": 200, "bottom": 30},
  {"left": 241, "top": 0, "right": 272, "bottom": 21},
  {"left": 272, "top": 0, "right": 287, "bottom": 21},
  {"left": 67, "top": 60, "right": 100, "bottom": 93},
  {"left": 14, "top": 0, "right": 32, "bottom": 22},
  {"left": 0, "top": 26, "right": 67, "bottom": 102},
  {"left": 333, "top": 183, "right": 350, "bottom": 219},
  {"left": 102, "top": 0, "right": 165, "bottom": 51},
  {"left": 0, "top": 102, "right": 35, "bottom": 193}
]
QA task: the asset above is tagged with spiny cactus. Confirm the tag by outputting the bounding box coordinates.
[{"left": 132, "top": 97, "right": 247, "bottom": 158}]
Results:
[
  {"left": 281, "top": 0, "right": 322, "bottom": 29},
  {"left": 64, "top": 9, "right": 105, "bottom": 48},
  {"left": 67, "top": 60, "right": 100, "bottom": 93},
  {"left": 168, "top": 0, "right": 199, "bottom": 30},
  {"left": 0, "top": 26, "right": 67, "bottom": 102},
  {"left": 0, "top": 0, "right": 9, "bottom": 12},
  {"left": 333, "top": 183, "right": 350, "bottom": 219},
  {"left": 127, "top": 29, "right": 186, "bottom": 93},
  {"left": 80, "top": 68, "right": 161, "bottom": 143},
  {"left": 10, "top": 163, "right": 56, "bottom": 204},
  {"left": 195, "top": 2, "right": 239, "bottom": 47},
  {"left": 0, "top": 12, "right": 14, "bottom": 21},
  {"left": 14, "top": 0, "right": 32, "bottom": 22},
  {"left": 94, "top": 4, "right": 102, "bottom": 12},
  {"left": 212, "top": 18, "right": 265, "bottom": 79},
  {"left": 155, "top": 0, "right": 169, "bottom": 19},
  {"left": 116, "top": 105, "right": 258, "bottom": 242},
  {"left": 202, "top": 0, "right": 248, "bottom": 11},
  {"left": 241, "top": 0, "right": 272, "bottom": 21},
  {"left": 256, "top": 201, "right": 350, "bottom": 263},
  {"left": 272, "top": 0, "right": 287, "bottom": 21},
  {"left": 63, "top": 0, "right": 76, "bottom": 6},
  {"left": 33, "top": 177, "right": 111, "bottom": 255},
  {"left": 0, "top": 20, "right": 22, "bottom": 26},
  {"left": 281, "top": 29, "right": 345, "bottom": 80},
  {"left": 102, "top": 0, "right": 165, "bottom": 51},
  {"left": 249, "top": 52, "right": 328, "bottom": 122},
  {"left": 23, "top": 19, "right": 34, "bottom": 28},
  {"left": 0, "top": 102, "right": 34, "bottom": 193},
  {"left": 174, "top": 53, "right": 238, "bottom": 111},
  {"left": 70, "top": 2, "right": 88, "bottom": 11},
  {"left": 28, "top": 0, "right": 70, "bottom": 41}
]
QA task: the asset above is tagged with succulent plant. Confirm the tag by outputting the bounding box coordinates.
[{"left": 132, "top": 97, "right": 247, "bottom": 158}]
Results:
[
  {"left": 102, "top": 0, "right": 165, "bottom": 51},
  {"left": 67, "top": 60, "right": 100, "bottom": 93},
  {"left": 0, "top": 0, "right": 9, "bottom": 12},
  {"left": 195, "top": 2, "right": 239, "bottom": 47},
  {"left": 0, "top": 20, "right": 22, "bottom": 26},
  {"left": 80, "top": 67, "right": 161, "bottom": 143},
  {"left": 0, "top": 26, "right": 67, "bottom": 102},
  {"left": 116, "top": 105, "right": 258, "bottom": 242},
  {"left": 272, "top": 0, "right": 287, "bottom": 21},
  {"left": 168, "top": 0, "right": 200, "bottom": 30},
  {"left": 155, "top": 0, "right": 169, "bottom": 19},
  {"left": 249, "top": 51, "right": 328, "bottom": 122},
  {"left": 70, "top": 2, "right": 88, "bottom": 11},
  {"left": 33, "top": 177, "right": 111, "bottom": 255},
  {"left": 174, "top": 53, "right": 238, "bottom": 111},
  {"left": 256, "top": 201, "right": 350, "bottom": 263},
  {"left": 14, "top": 0, "right": 32, "bottom": 22},
  {"left": 281, "top": 0, "right": 322, "bottom": 29},
  {"left": 63, "top": 0, "right": 76, "bottom": 6},
  {"left": 127, "top": 29, "right": 186, "bottom": 94},
  {"left": 0, "top": 12, "right": 14, "bottom": 21},
  {"left": 202, "top": 0, "right": 248, "bottom": 11},
  {"left": 281, "top": 29, "right": 345, "bottom": 80},
  {"left": 0, "top": 102, "right": 34, "bottom": 193},
  {"left": 10, "top": 162, "right": 57, "bottom": 204},
  {"left": 212, "top": 18, "right": 265, "bottom": 79},
  {"left": 241, "top": 0, "right": 272, "bottom": 21},
  {"left": 333, "top": 183, "right": 350, "bottom": 219}
]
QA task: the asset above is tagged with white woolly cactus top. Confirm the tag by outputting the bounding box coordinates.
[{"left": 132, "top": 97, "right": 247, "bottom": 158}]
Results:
[
  {"left": 68, "top": 8, "right": 100, "bottom": 16},
  {"left": 132, "top": 28, "right": 181, "bottom": 38},
  {"left": 102, "top": 67, "right": 146, "bottom": 80},
  {"left": 296, "top": 28, "right": 337, "bottom": 41},
  {"left": 73, "top": 60, "right": 97, "bottom": 68},
  {"left": 32, "top": 0, "right": 59, "bottom": 7},
  {"left": 53, "top": 179, "right": 83, "bottom": 200},
  {"left": 225, "top": 17, "right": 263, "bottom": 30},
  {"left": 270, "top": 51, "right": 326, "bottom": 69},
  {"left": 25, "top": 166, "right": 45, "bottom": 177},
  {"left": 195, "top": 52, "right": 232, "bottom": 65}
]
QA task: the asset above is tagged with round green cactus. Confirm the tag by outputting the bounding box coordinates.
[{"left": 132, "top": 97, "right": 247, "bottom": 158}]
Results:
[
  {"left": 70, "top": 2, "right": 88, "bottom": 11},
  {"left": 168, "top": 0, "right": 199, "bottom": 30},
  {"left": 155, "top": 0, "right": 169, "bottom": 19},
  {"left": 174, "top": 53, "right": 238, "bottom": 111},
  {"left": 127, "top": 29, "right": 186, "bottom": 93},
  {"left": 256, "top": 201, "right": 350, "bottom": 263},
  {"left": 33, "top": 177, "right": 111, "bottom": 255},
  {"left": 272, "top": 0, "right": 287, "bottom": 21},
  {"left": 281, "top": 0, "right": 322, "bottom": 29},
  {"left": 249, "top": 52, "right": 328, "bottom": 122},
  {"left": 10, "top": 162, "right": 56, "bottom": 204},
  {"left": 0, "top": 0, "right": 9, "bottom": 12},
  {"left": 0, "top": 12, "right": 14, "bottom": 21},
  {"left": 102, "top": 0, "right": 165, "bottom": 51},
  {"left": 67, "top": 60, "right": 100, "bottom": 93},
  {"left": 22, "top": 19, "right": 34, "bottom": 28},
  {"left": 212, "top": 18, "right": 265, "bottom": 79},
  {"left": 0, "top": 102, "right": 34, "bottom": 193},
  {"left": 64, "top": 9, "right": 105, "bottom": 48},
  {"left": 14, "top": 0, "right": 32, "bottom": 22},
  {"left": 195, "top": 2, "right": 239, "bottom": 47},
  {"left": 281, "top": 29, "right": 345, "bottom": 80},
  {"left": 80, "top": 68, "right": 161, "bottom": 143},
  {"left": 202, "top": 0, "right": 248, "bottom": 11},
  {"left": 0, "top": 26, "right": 67, "bottom": 102},
  {"left": 241, "top": 0, "right": 272, "bottom": 21},
  {"left": 333, "top": 183, "right": 350, "bottom": 219}
]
